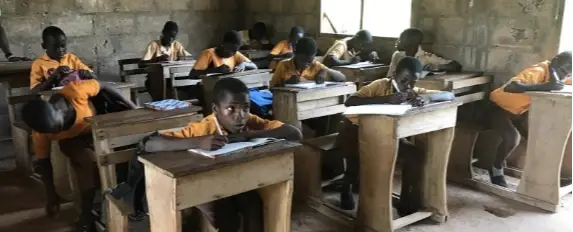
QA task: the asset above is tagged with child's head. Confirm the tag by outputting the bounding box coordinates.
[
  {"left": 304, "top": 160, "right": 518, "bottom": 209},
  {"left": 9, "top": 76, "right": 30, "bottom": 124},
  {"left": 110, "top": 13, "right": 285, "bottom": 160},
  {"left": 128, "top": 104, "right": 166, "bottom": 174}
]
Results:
[
  {"left": 22, "top": 99, "right": 65, "bottom": 134},
  {"left": 251, "top": 22, "right": 268, "bottom": 40},
  {"left": 349, "top": 30, "right": 373, "bottom": 51},
  {"left": 219, "top": 30, "right": 242, "bottom": 58},
  {"left": 293, "top": 37, "right": 317, "bottom": 70},
  {"left": 42, "top": 26, "right": 67, "bottom": 61},
  {"left": 289, "top": 26, "right": 304, "bottom": 44},
  {"left": 160, "top": 21, "right": 179, "bottom": 47},
  {"left": 212, "top": 78, "right": 250, "bottom": 133},
  {"left": 396, "top": 28, "right": 423, "bottom": 51},
  {"left": 550, "top": 51, "right": 572, "bottom": 80},
  {"left": 393, "top": 57, "right": 423, "bottom": 91}
]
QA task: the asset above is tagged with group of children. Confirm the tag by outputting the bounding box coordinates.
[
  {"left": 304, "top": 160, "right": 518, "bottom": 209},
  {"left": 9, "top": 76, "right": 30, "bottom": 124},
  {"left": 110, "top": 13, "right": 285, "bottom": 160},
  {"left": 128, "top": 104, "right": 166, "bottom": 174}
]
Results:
[{"left": 8, "top": 18, "right": 571, "bottom": 232}]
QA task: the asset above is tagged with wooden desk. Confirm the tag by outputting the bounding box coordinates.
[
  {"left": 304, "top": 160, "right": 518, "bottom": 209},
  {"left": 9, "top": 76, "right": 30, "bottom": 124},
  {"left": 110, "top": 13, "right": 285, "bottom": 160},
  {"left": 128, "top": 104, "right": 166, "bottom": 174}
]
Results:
[
  {"left": 138, "top": 141, "right": 300, "bottom": 232},
  {"left": 271, "top": 83, "right": 356, "bottom": 130},
  {"left": 415, "top": 71, "right": 491, "bottom": 104},
  {"left": 332, "top": 63, "right": 389, "bottom": 88},
  {"left": 1, "top": 62, "right": 35, "bottom": 135},
  {"left": 145, "top": 61, "right": 196, "bottom": 101},
  {"left": 201, "top": 69, "right": 272, "bottom": 115},
  {"left": 356, "top": 101, "right": 460, "bottom": 232},
  {"left": 240, "top": 50, "right": 270, "bottom": 60},
  {"left": 38, "top": 82, "right": 135, "bottom": 101},
  {"left": 85, "top": 106, "right": 203, "bottom": 232}
]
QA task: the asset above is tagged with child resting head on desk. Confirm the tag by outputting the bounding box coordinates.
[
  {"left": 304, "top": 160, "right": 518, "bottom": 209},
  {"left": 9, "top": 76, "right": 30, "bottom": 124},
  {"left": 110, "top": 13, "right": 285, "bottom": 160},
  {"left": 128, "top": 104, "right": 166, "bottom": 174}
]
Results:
[
  {"left": 267, "top": 26, "right": 304, "bottom": 69},
  {"left": 270, "top": 37, "right": 346, "bottom": 87},
  {"left": 30, "top": 26, "right": 96, "bottom": 94},
  {"left": 488, "top": 51, "right": 572, "bottom": 188},
  {"left": 323, "top": 29, "right": 380, "bottom": 67},
  {"left": 336, "top": 57, "right": 455, "bottom": 213},
  {"left": 141, "top": 21, "right": 192, "bottom": 63},
  {"left": 109, "top": 77, "right": 302, "bottom": 231},
  {"left": 188, "top": 30, "right": 258, "bottom": 79},
  {"left": 387, "top": 28, "right": 462, "bottom": 77},
  {"left": 20, "top": 79, "right": 136, "bottom": 231}
]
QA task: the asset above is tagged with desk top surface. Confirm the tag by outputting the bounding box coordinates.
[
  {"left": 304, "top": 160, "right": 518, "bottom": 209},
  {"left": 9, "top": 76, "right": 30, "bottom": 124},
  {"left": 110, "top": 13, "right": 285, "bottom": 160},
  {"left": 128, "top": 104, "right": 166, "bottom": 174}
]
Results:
[
  {"left": 200, "top": 69, "right": 272, "bottom": 79},
  {"left": 333, "top": 62, "right": 388, "bottom": 70},
  {"left": 138, "top": 141, "right": 301, "bottom": 178},
  {"left": 423, "top": 71, "right": 484, "bottom": 81},
  {"left": 527, "top": 90, "right": 572, "bottom": 99},
  {"left": 85, "top": 105, "right": 202, "bottom": 127},
  {"left": 38, "top": 82, "right": 135, "bottom": 96},
  {"left": 0, "top": 61, "right": 34, "bottom": 76},
  {"left": 271, "top": 82, "right": 356, "bottom": 93},
  {"left": 357, "top": 101, "right": 462, "bottom": 118},
  {"left": 144, "top": 60, "right": 196, "bottom": 68}
]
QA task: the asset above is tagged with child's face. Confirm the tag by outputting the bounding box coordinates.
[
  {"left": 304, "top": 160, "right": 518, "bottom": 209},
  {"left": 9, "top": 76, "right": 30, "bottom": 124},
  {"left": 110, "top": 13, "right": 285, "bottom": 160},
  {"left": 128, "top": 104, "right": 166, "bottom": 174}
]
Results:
[
  {"left": 293, "top": 53, "right": 315, "bottom": 70},
  {"left": 395, "top": 34, "right": 418, "bottom": 51},
  {"left": 213, "top": 92, "right": 250, "bottom": 134},
  {"left": 43, "top": 34, "right": 67, "bottom": 61},
  {"left": 394, "top": 69, "right": 420, "bottom": 91},
  {"left": 550, "top": 56, "right": 572, "bottom": 80},
  {"left": 161, "top": 30, "right": 178, "bottom": 46}
]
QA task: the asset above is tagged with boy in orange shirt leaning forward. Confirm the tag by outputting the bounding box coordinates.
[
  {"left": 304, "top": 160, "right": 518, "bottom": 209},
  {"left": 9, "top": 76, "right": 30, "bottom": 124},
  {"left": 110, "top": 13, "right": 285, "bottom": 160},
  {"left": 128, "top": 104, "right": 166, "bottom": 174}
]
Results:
[
  {"left": 488, "top": 51, "right": 572, "bottom": 187},
  {"left": 267, "top": 26, "right": 304, "bottom": 70}
]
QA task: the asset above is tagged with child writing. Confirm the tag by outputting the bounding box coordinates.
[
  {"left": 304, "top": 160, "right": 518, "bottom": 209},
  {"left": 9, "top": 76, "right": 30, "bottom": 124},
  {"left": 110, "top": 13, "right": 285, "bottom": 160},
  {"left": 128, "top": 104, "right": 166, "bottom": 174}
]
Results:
[
  {"left": 488, "top": 51, "right": 572, "bottom": 187},
  {"left": 267, "top": 26, "right": 304, "bottom": 70},
  {"left": 108, "top": 77, "right": 301, "bottom": 232},
  {"left": 323, "top": 30, "right": 379, "bottom": 67},
  {"left": 387, "top": 28, "right": 461, "bottom": 76},
  {"left": 21, "top": 79, "right": 136, "bottom": 232},
  {"left": 336, "top": 57, "right": 454, "bottom": 215},
  {"left": 141, "top": 21, "right": 192, "bottom": 63}
]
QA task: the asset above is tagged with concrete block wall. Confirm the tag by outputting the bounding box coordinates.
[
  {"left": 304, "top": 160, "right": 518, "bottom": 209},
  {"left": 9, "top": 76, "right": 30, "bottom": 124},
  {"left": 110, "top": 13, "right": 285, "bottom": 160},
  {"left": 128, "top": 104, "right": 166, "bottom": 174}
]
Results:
[{"left": 0, "top": 0, "right": 242, "bottom": 139}]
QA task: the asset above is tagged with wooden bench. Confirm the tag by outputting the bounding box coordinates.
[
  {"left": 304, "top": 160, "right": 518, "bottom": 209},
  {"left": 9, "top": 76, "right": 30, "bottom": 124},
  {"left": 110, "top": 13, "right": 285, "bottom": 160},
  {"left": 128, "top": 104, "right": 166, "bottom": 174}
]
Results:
[
  {"left": 145, "top": 61, "right": 197, "bottom": 101},
  {"left": 415, "top": 71, "right": 492, "bottom": 104},
  {"left": 85, "top": 106, "right": 203, "bottom": 232},
  {"left": 295, "top": 133, "right": 339, "bottom": 201},
  {"left": 118, "top": 58, "right": 147, "bottom": 105},
  {"left": 168, "top": 65, "right": 200, "bottom": 100}
]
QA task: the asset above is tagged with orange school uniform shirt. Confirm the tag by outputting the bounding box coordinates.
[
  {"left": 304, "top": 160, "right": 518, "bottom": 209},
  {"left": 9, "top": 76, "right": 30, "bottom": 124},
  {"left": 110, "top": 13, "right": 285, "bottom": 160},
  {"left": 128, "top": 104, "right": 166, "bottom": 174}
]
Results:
[
  {"left": 161, "top": 113, "right": 283, "bottom": 138},
  {"left": 30, "top": 53, "right": 92, "bottom": 88},
  {"left": 141, "top": 40, "right": 191, "bottom": 61},
  {"left": 270, "top": 59, "right": 328, "bottom": 87},
  {"left": 32, "top": 79, "right": 100, "bottom": 159},
  {"left": 269, "top": 40, "right": 294, "bottom": 70},
  {"left": 193, "top": 48, "right": 251, "bottom": 71}
]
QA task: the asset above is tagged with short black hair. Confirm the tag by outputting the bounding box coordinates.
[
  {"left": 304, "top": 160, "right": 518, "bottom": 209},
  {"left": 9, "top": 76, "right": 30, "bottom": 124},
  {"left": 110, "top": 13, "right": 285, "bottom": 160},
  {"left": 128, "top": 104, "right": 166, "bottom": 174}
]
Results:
[
  {"left": 554, "top": 51, "right": 572, "bottom": 61},
  {"left": 395, "top": 57, "right": 423, "bottom": 77},
  {"left": 290, "top": 26, "right": 304, "bottom": 35},
  {"left": 295, "top": 37, "right": 317, "bottom": 56},
  {"left": 400, "top": 28, "right": 424, "bottom": 42},
  {"left": 223, "top": 30, "right": 243, "bottom": 45},
  {"left": 21, "top": 100, "right": 57, "bottom": 133},
  {"left": 42, "top": 26, "right": 66, "bottom": 42},
  {"left": 162, "top": 21, "right": 179, "bottom": 33},
  {"left": 253, "top": 22, "right": 267, "bottom": 32},
  {"left": 213, "top": 78, "right": 249, "bottom": 104},
  {"left": 355, "top": 30, "right": 373, "bottom": 42}
]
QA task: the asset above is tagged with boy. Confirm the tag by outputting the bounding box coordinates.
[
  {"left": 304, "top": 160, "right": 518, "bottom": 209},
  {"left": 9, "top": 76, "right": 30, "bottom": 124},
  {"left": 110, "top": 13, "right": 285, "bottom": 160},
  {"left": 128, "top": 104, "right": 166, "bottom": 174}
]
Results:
[
  {"left": 240, "top": 22, "right": 272, "bottom": 50},
  {"left": 30, "top": 26, "right": 94, "bottom": 93},
  {"left": 21, "top": 79, "right": 136, "bottom": 232},
  {"left": 323, "top": 30, "right": 379, "bottom": 67},
  {"left": 387, "top": 28, "right": 461, "bottom": 76},
  {"left": 109, "top": 77, "right": 302, "bottom": 232},
  {"left": 141, "top": 21, "right": 192, "bottom": 62},
  {"left": 337, "top": 57, "right": 454, "bottom": 214},
  {"left": 267, "top": 26, "right": 304, "bottom": 69},
  {"left": 488, "top": 51, "right": 572, "bottom": 187}
]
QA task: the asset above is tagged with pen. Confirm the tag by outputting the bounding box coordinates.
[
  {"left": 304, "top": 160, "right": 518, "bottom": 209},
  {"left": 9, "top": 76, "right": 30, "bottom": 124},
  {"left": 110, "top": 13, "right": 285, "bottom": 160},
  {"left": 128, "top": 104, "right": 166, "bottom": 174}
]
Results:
[
  {"left": 391, "top": 79, "right": 401, "bottom": 93},
  {"left": 551, "top": 68, "right": 562, "bottom": 81},
  {"left": 214, "top": 116, "right": 223, "bottom": 136}
]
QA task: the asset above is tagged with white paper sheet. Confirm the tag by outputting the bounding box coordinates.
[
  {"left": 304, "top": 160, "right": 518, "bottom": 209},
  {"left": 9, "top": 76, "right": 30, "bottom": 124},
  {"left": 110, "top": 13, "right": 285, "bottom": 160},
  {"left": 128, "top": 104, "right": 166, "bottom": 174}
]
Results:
[
  {"left": 343, "top": 104, "right": 413, "bottom": 116},
  {"left": 284, "top": 81, "right": 342, "bottom": 89},
  {"left": 188, "top": 138, "right": 283, "bottom": 158},
  {"left": 552, "top": 85, "right": 573, "bottom": 93},
  {"left": 341, "top": 62, "right": 381, "bottom": 69}
]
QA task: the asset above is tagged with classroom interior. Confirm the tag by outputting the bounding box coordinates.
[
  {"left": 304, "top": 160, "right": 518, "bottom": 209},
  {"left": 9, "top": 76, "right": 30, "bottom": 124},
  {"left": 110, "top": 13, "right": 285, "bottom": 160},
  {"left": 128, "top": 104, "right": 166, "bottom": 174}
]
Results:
[{"left": 0, "top": 0, "right": 572, "bottom": 232}]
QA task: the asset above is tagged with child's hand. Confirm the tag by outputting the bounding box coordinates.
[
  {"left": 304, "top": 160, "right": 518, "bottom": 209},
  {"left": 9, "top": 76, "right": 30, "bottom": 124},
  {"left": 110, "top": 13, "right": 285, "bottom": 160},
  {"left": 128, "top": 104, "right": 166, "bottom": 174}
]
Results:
[
  {"left": 285, "top": 75, "right": 300, "bottom": 84},
  {"left": 547, "top": 71, "right": 565, "bottom": 91},
  {"left": 157, "top": 54, "right": 170, "bottom": 62},
  {"left": 78, "top": 69, "right": 96, "bottom": 79},
  {"left": 216, "top": 64, "right": 232, "bottom": 74},
  {"left": 388, "top": 92, "right": 409, "bottom": 104},
  {"left": 55, "top": 66, "right": 71, "bottom": 76},
  {"left": 315, "top": 75, "right": 326, "bottom": 84},
  {"left": 234, "top": 63, "right": 247, "bottom": 72},
  {"left": 199, "top": 135, "right": 228, "bottom": 151},
  {"left": 227, "top": 132, "right": 251, "bottom": 143},
  {"left": 350, "top": 56, "right": 361, "bottom": 64}
]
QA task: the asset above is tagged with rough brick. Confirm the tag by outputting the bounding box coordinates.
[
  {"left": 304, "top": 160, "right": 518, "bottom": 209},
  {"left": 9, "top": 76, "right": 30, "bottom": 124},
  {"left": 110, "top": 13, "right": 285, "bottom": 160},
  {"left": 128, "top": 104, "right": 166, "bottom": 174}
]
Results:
[
  {"left": 95, "top": 13, "right": 136, "bottom": 35},
  {"left": 251, "top": 13, "right": 274, "bottom": 27},
  {"left": 490, "top": 0, "right": 557, "bottom": 19},
  {"left": 437, "top": 17, "right": 466, "bottom": 44},
  {"left": 248, "top": 0, "right": 268, "bottom": 13},
  {"left": 108, "top": 34, "right": 154, "bottom": 55},
  {"left": 136, "top": 14, "right": 171, "bottom": 34},
  {"left": 418, "top": 0, "right": 466, "bottom": 17},
  {"left": 303, "top": 14, "right": 318, "bottom": 35},
  {"left": 275, "top": 15, "right": 296, "bottom": 34},
  {"left": 23, "top": 38, "right": 45, "bottom": 60},
  {"left": 0, "top": 0, "right": 17, "bottom": 15},
  {"left": 464, "top": 14, "right": 489, "bottom": 46},
  {"left": 485, "top": 48, "right": 516, "bottom": 73},
  {"left": 67, "top": 36, "right": 98, "bottom": 62},
  {"left": 25, "top": 0, "right": 76, "bottom": 15},
  {"left": 194, "top": 0, "right": 214, "bottom": 11},
  {"left": 116, "top": 0, "right": 152, "bottom": 12},
  {"left": 490, "top": 17, "right": 539, "bottom": 47},
  {"left": 292, "top": 0, "right": 317, "bottom": 14},
  {"left": 49, "top": 15, "right": 94, "bottom": 37},
  {"left": 2, "top": 16, "right": 45, "bottom": 38}
]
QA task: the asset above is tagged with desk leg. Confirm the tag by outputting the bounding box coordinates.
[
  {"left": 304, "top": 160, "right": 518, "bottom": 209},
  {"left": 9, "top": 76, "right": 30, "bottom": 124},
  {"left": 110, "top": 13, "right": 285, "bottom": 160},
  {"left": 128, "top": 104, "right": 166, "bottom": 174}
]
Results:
[
  {"left": 258, "top": 180, "right": 293, "bottom": 232},
  {"left": 357, "top": 116, "right": 398, "bottom": 232},
  {"left": 517, "top": 96, "right": 572, "bottom": 208},
  {"left": 145, "top": 165, "right": 182, "bottom": 232},
  {"left": 422, "top": 127, "right": 454, "bottom": 222}
]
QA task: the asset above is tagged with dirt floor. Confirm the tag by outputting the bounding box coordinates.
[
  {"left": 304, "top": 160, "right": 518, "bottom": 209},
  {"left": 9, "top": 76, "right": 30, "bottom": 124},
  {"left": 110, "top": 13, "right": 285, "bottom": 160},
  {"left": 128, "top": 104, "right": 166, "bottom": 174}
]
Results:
[{"left": 0, "top": 140, "right": 571, "bottom": 232}]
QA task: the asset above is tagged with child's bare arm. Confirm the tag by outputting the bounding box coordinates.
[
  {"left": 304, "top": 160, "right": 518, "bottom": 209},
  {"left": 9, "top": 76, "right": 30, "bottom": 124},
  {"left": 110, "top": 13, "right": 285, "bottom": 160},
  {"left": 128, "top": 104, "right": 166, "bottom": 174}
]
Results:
[{"left": 144, "top": 134, "right": 227, "bottom": 152}]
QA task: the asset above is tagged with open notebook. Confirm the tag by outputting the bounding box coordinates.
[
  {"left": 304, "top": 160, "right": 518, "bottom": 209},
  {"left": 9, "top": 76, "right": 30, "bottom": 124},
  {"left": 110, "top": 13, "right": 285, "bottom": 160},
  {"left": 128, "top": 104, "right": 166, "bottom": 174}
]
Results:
[
  {"left": 285, "top": 81, "right": 342, "bottom": 89},
  {"left": 343, "top": 101, "right": 451, "bottom": 116},
  {"left": 188, "top": 137, "right": 284, "bottom": 158}
]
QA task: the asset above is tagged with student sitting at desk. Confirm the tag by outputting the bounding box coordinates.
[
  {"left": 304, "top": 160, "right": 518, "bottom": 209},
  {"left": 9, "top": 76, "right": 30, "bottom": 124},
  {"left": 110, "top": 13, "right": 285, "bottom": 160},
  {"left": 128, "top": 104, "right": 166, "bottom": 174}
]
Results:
[
  {"left": 322, "top": 30, "right": 379, "bottom": 67},
  {"left": 337, "top": 57, "right": 454, "bottom": 214},
  {"left": 21, "top": 79, "right": 136, "bottom": 232},
  {"left": 29, "top": 26, "right": 95, "bottom": 93},
  {"left": 267, "top": 26, "right": 304, "bottom": 70},
  {"left": 240, "top": 22, "right": 273, "bottom": 50},
  {"left": 488, "top": 51, "right": 572, "bottom": 187},
  {"left": 387, "top": 28, "right": 461, "bottom": 77},
  {"left": 141, "top": 21, "right": 192, "bottom": 63},
  {"left": 109, "top": 77, "right": 301, "bottom": 232}
]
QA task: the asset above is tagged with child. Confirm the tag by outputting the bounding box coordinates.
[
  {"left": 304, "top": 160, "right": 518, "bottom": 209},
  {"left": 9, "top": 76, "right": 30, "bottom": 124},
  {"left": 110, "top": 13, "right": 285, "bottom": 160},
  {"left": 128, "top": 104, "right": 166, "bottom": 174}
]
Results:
[
  {"left": 29, "top": 26, "right": 94, "bottom": 93},
  {"left": 387, "top": 28, "right": 461, "bottom": 77},
  {"left": 323, "top": 30, "right": 379, "bottom": 67},
  {"left": 21, "top": 79, "right": 136, "bottom": 232},
  {"left": 141, "top": 21, "right": 192, "bottom": 62},
  {"left": 336, "top": 57, "right": 454, "bottom": 214},
  {"left": 109, "top": 77, "right": 302, "bottom": 232},
  {"left": 240, "top": 22, "right": 273, "bottom": 50},
  {"left": 267, "top": 26, "right": 304, "bottom": 69},
  {"left": 488, "top": 51, "right": 572, "bottom": 187}
]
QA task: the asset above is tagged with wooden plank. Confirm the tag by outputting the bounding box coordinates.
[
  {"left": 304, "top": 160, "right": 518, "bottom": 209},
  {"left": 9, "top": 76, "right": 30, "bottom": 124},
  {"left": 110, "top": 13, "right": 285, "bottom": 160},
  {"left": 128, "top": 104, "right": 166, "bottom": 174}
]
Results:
[
  {"left": 468, "top": 179, "right": 558, "bottom": 212},
  {"left": 451, "top": 76, "right": 491, "bottom": 89},
  {"left": 296, "top": 96, "right": 341, "bottom": 111},
  {"left": 145, "top": 165, "right": 182, "bottom": 232},
  {"left": 457, "top": 92, "right": 487, "bottom": 104},
  {"left": 294, "top": 146, "right": 323, "bottom": 200},
  {"left": 108, "top": 133, "right": 152, "bottom": 148},
  {"left": 87, "top": 106, "right": 202, "bottom": 126},
  {"left": 448, "top": 125, "right": 478, "bottom": 181},
  {"left": 258, "top": 179, "right": 294, "bottom": 232},
  {"left": 301, "top": 133, "right": 338, "bottom": 151},
  {"left": 96, "top": 113, "right": 203, "bottom": 139},
  {"left": 298, "top": 104, "right": 346, "bottom": 120},
  {"left": 392, "top": 211, "right": 433, "bottom": 230},
  {"left": 396, "top": 106, "right": 458, "bottom": 138},
  {"left": 98, "top": 149, "right": 134, "bottom": 166},
  {"left": 296, "top": 84, "right": 356, "bottom": 102},
  {"left": 453, "top": 86, "right": 474, "bottom": 95},
  {"left": 175, "top": 153, "right": 294, "bottom": 210},
  {"left": 272, "top": 91, "right": 301, "bottom": 129},
  {"left": 106, "top": 194, "right": 133, "bottom": 216}
]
